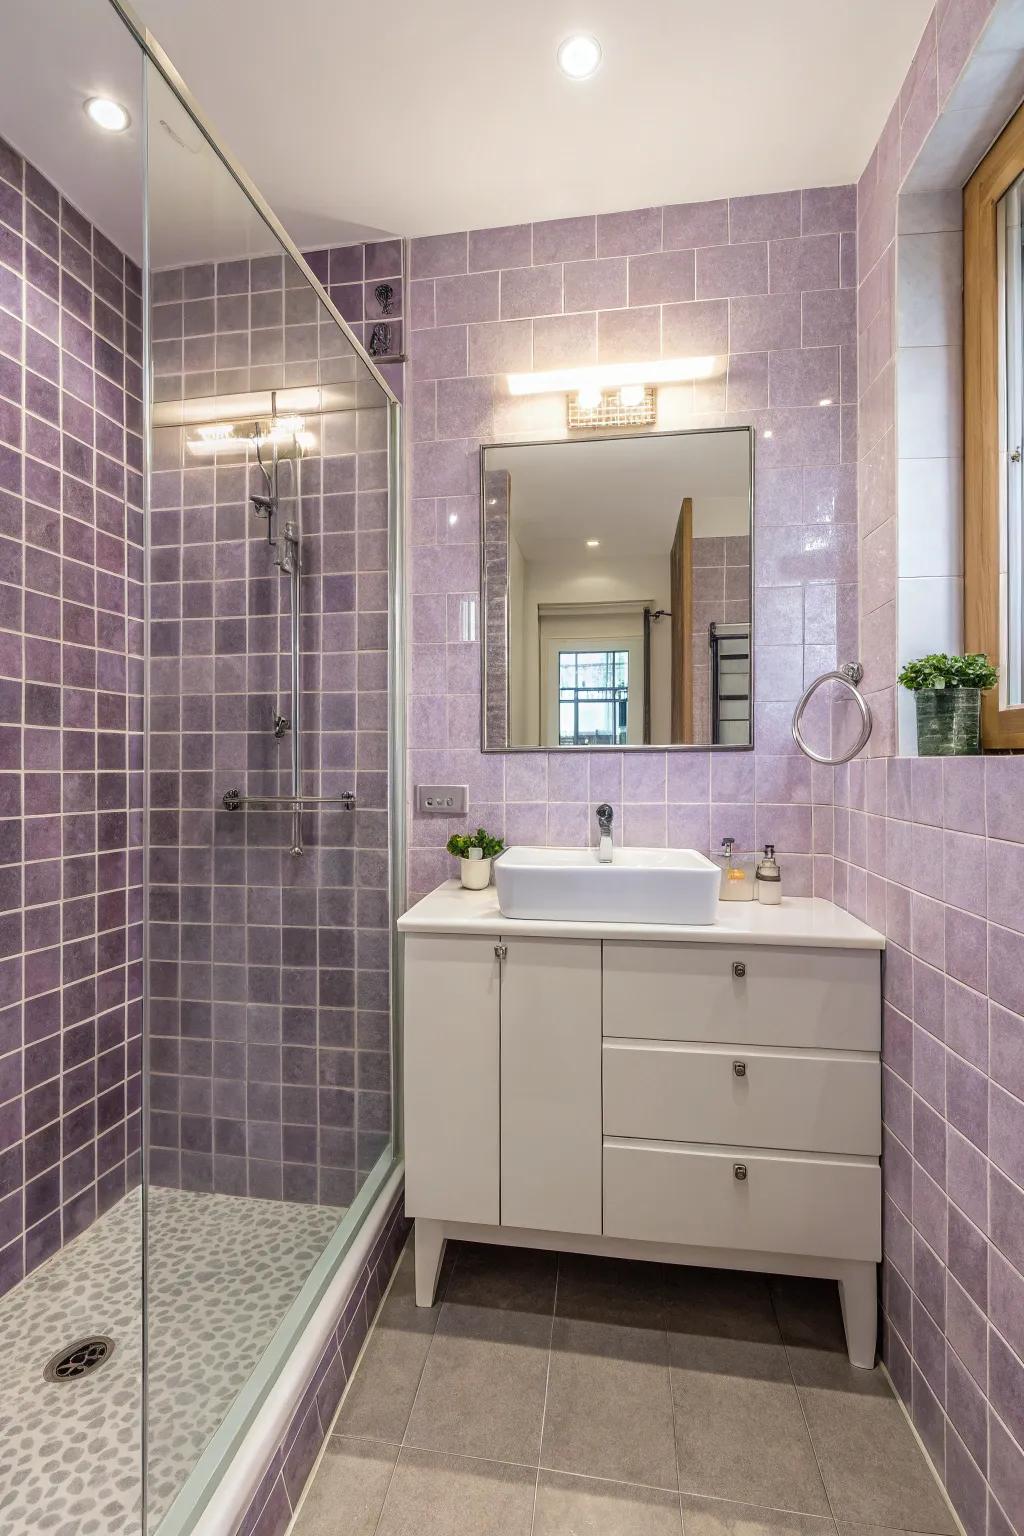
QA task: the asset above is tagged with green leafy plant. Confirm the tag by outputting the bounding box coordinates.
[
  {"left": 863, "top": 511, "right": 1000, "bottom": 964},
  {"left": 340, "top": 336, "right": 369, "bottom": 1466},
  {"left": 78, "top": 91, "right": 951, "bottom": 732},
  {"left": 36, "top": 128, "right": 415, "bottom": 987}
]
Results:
[
  {"left": 446, "top": 828, "right": 505, "bottom": 860},
  {"left": 897, "top": 653, "right": 998, "bottom": 692}
]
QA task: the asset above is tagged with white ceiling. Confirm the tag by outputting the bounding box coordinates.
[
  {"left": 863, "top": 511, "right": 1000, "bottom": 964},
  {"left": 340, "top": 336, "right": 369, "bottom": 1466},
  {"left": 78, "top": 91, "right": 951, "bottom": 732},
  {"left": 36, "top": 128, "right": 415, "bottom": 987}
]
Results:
[
  {"left": 488, "top": 429, "right": 751, "bottom": 563},
  {"left": 0, "top": 1, "right": 936, "bottom": 264},
  {"left": 131, "top": 0, "right": 935, "bottom": 243},
  {"left": 0, "top": 0, "right": 283, "bottom": 266}
]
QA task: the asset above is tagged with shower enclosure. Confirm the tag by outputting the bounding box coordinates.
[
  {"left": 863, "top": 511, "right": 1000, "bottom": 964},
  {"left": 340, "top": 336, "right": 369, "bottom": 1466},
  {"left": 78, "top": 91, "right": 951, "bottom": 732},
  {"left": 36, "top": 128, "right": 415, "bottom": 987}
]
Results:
[{"left": 0, "top": 2, "right": 404, "bottom": 1532}]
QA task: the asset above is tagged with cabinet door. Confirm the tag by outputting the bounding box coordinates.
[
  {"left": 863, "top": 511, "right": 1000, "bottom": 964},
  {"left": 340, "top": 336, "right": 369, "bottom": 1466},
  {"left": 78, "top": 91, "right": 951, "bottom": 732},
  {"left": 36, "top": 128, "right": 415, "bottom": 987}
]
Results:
[
  {"left": 404, "top": 934, "right": 500, "bottom": 1224},
  {"left": 500, "top": 937, "right": 602, "bottom": 1235}
]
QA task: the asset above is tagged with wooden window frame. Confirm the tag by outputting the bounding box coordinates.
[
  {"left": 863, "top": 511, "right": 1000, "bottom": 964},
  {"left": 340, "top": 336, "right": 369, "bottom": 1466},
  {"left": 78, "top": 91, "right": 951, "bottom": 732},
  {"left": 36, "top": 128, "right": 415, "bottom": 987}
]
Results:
[{"left": 965, "top": 97, "right": 1024, "bottom": 748}]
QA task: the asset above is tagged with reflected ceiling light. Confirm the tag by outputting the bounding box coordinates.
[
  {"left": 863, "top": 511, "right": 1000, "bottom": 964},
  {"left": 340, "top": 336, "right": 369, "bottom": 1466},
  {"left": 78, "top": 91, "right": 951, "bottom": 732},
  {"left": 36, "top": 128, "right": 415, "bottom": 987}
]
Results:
[
  {"left": 84, "top": 96, "right": 130, "bottom": 133},
  {"left": 818, "top": 397, "right": 833, "bottom": 407},
  {"left": 448, "top": 511, "right": 459, "bottom": 526},
  {"left": 763, "top": 429, "right": 773, "bottom": 438},
  {"left": 577, "top": 386, "right": 603, "bottom": 411},
  {"left": 507, "top": 357, "right": 717, "bottom": 396},
  {"left": 586, "top": 539, "right": 601, "bottom": 547},
  {"left": 557, "top": 34, "right": 602, "bottom": 80},
  {"left": 619, "top": 383, "right": 646, "bottom": 408},
  {"left": 186, "top": 416, "right": 315, "bottom": 455}
]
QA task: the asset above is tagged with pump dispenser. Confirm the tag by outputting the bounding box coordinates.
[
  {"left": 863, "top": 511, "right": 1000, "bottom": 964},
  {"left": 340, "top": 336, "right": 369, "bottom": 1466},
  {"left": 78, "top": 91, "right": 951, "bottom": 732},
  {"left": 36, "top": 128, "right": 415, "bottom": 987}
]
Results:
[
  {"left": 715, "top": 836, "right": 755, "bottom": 901},
  {"left": 755, "top": 843, "right": 782, "bottom": 904}
]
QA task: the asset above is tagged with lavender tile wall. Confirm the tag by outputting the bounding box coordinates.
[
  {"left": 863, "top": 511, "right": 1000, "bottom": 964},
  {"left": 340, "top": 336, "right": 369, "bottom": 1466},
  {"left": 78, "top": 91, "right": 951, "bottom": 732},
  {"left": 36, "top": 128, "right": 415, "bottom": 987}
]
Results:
[
  {"left": 0, "top": 134, "right": 144, "bottom": 1302},
  {"left": 838, "top": 4, "right": 1024, "bottom": 1535},
  {"left": 406, "top": 190, "right": 856, "bottom": 900},
  {"left": 834, "top": 754, "right": 1024, "bottom": 1536},
  {"left": 147, "top": 243, "right": 398, "bottom": 1206}
]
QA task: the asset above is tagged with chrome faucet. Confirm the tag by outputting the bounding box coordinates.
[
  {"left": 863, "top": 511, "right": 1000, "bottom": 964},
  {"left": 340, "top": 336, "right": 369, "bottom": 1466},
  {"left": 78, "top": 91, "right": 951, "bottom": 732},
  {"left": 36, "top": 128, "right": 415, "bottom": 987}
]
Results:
[{"left": 596, "top": 803, "right": 614, "bottom": 864}]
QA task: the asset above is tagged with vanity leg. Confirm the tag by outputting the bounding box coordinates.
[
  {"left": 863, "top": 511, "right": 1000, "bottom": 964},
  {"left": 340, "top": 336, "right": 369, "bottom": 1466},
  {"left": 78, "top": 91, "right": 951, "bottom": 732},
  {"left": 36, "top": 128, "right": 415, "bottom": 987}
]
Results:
[
  {"left": 414, "top": 1218, "right": 446, "bottom": 1308},
  {"left": 838, "top": 1260, "right": 878, "bottom": 1368}
]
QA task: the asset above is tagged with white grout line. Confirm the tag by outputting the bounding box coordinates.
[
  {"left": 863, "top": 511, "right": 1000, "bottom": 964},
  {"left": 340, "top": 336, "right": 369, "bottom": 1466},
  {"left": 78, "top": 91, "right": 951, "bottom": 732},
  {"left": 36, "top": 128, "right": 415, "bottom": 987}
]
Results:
[{"left": 527, "top": 1252, "right": 559, "bottom": 1536}]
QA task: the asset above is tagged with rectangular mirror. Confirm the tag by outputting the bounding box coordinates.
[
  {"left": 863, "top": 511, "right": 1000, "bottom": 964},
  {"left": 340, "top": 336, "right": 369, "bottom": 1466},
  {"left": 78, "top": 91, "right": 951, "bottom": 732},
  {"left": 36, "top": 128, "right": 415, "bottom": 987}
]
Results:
[{"left": 481, "top": 426, "right": 754, "bottom": 751}]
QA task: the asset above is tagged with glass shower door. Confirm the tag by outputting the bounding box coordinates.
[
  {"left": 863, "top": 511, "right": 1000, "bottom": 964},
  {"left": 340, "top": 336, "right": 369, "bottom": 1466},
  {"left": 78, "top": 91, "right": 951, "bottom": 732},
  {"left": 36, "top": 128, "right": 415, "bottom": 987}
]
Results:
[{"left": 142, "top": 52, "right": 397, "bottom": 1532}]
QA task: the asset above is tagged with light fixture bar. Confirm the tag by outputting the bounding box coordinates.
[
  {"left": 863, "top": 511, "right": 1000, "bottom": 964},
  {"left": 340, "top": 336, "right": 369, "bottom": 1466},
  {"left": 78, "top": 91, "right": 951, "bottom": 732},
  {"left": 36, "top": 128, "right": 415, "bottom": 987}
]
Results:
[{"left": 506, "top": 356, "right": 718, "bottom": 397}]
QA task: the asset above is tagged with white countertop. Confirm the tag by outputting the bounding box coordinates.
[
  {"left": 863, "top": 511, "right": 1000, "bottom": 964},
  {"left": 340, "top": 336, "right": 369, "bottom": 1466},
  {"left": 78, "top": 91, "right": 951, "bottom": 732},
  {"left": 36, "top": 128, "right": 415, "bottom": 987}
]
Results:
[{"left": 398, "top": 882, "right": 885, "bottom": 950}]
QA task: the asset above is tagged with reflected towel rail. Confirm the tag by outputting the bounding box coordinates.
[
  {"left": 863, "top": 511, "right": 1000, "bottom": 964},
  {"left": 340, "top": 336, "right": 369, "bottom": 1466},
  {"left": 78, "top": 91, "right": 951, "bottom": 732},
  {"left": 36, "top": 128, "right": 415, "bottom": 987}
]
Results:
[{"left": 791, "top": 662, "right": 872, "bottom": 765}]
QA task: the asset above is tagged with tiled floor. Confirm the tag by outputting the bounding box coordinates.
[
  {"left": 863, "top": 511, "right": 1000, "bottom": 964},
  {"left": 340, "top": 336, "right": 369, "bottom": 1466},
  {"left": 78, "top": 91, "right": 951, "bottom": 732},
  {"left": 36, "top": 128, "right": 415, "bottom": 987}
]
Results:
[{"left": 293, "top": 1241, "right": 957, "bottom": 1536}]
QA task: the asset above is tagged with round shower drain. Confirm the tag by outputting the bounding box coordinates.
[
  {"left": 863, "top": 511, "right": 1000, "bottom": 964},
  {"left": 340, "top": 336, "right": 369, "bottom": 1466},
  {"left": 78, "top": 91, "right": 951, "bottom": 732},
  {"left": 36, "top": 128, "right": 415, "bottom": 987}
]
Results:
[{"left": 43, "top": 1335, "right": 116, "bottom": 1382}]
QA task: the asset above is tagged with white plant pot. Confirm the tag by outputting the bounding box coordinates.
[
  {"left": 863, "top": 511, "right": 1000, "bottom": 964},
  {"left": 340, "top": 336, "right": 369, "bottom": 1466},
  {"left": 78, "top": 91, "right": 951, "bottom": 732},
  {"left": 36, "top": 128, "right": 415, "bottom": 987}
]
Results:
[{"left": 459, "top": 855, "right": 492, "bottom": 890}]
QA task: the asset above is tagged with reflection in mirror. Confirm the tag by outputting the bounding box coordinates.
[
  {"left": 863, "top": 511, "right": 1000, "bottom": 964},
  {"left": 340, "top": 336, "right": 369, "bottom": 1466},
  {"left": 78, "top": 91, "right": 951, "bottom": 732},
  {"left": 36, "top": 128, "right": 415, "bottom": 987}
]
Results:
[{"left": 482, "top": 428, "right": 753, "bottom": 751}]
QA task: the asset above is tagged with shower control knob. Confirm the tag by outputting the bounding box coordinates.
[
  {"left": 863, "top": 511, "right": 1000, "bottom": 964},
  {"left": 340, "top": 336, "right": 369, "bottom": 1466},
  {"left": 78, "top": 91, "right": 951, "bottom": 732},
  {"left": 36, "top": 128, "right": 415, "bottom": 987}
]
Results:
[
  {"left": 732, "top": 961, "right": 746, "bottom": 978},
  {"left": 733, "top": 1163, "right": 748, "bottom": 1182},
  {"left": 732, "top": 1060, "right": 747, "bottom": 1077}
]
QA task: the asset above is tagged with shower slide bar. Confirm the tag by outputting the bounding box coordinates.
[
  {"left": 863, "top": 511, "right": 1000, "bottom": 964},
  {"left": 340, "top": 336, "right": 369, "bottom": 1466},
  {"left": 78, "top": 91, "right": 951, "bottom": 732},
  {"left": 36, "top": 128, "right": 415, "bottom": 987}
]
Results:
[
  {"left": 221, "top": 787, "right": 356, "bottom": 858},
  {"left": 221, "top": 790, "right": 356, "bottom": 811}
]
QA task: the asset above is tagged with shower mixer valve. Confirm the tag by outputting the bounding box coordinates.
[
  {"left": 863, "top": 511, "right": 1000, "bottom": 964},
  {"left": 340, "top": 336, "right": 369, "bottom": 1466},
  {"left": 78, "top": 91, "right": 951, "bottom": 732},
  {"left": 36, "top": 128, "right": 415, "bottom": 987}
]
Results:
[{"left": 273, "top": 712, "right": 291, "bottom": 738}]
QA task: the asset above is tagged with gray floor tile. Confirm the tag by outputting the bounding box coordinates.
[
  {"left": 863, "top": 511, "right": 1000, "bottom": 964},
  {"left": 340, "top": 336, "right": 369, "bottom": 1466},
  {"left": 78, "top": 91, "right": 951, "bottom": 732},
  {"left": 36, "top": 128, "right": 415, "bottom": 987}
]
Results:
[
  {"left": 556, "top": 1253, "right": 680, "bottom": 1332},
  {"left": 334, "top": 1248, "right": 446, "bottom": 1443},
  {"left": 668, "top": 1268, "right": 783, "bottom": 1346},
  {"left": 795, "top": 1384, "right": 957, "bottom": 1532},
  {"left": 769, "top": 1276, "right": 849, "bottom": 1356},
  {"left": 679, "top": 1494, "right": 838, "bottom": 1536},
  {"left": 535, "top": 1469, "right": 685, "bottom": 1536},
  {"left": 445, "top": 1242, "right": 557, "bottom": 1315},
  {"left": 403, "top": 1298, "right": 551, "bottom": 1464},
  {"left": 836, "top": 1524, "right": 951, "bottom": 1536},
  {"left": 542, "top": 1317, "right": 678, "bottom": 1490},
  {"left": 669, "top": 1335, "right": 830, "bottom": 1515},
  {"left": 374, "top": 1447, "right": 536, "bottom": 1536},
  {"left": 291, "top": 1436, "right": 399, "bottom": 1536}
]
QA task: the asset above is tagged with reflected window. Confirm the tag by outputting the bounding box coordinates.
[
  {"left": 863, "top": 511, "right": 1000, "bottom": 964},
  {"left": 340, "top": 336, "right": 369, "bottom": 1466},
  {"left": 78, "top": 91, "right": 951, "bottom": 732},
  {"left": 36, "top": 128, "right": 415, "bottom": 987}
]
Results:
[{"left": 558, "top": 649, "right": 629, "bottom": 746}]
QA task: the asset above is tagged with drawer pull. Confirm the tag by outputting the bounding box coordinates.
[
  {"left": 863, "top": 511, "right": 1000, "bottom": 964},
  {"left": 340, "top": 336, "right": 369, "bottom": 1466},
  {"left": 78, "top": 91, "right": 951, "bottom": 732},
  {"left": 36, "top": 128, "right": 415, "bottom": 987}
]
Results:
[
  {"left": 732, "top": 1060, "right": 747, "bottom": 1078},
  {"left": 733, "top": 1162, "right": 748, "bottom": 1181},
  {"left": 732, "top": 961, "right": 746, "bottom": 978},
  {"left": 494, "top": 944, "right": 507, "bottom": 960}
]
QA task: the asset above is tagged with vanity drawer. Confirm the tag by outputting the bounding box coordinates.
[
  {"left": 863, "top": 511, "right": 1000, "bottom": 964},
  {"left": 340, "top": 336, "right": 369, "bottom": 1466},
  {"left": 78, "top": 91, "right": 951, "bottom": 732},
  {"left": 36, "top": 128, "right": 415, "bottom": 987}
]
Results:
[
  {"left": 603, "top": 941, "right": 880, "bottom": 1050},
  {"left": 603, "top": 1040, "right": 880, "bottom": 1155},
  {"left": 603, "top": 1139, "right": 881, "bottom": 1261}
]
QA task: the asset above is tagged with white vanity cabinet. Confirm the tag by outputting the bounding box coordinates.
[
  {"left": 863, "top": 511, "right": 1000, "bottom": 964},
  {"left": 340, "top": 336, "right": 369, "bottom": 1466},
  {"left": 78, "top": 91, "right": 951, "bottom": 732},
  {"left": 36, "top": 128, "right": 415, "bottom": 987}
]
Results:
[{"left": 399, "top": 884, "right": 885, "bottom": 1368}]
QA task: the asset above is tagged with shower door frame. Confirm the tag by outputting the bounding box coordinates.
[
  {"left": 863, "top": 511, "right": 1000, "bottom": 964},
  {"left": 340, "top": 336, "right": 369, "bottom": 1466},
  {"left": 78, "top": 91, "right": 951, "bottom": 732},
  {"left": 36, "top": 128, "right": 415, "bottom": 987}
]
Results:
[{"left": 107, "top": 2, "right": 407, "bottom": 1530}]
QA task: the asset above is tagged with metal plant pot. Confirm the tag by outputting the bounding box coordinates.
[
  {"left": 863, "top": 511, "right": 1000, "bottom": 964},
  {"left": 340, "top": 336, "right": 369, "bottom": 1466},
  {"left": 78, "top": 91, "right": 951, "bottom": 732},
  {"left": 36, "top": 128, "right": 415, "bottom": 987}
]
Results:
[{"left": 915, "top": 687, "right": 982, "bottom": 756}]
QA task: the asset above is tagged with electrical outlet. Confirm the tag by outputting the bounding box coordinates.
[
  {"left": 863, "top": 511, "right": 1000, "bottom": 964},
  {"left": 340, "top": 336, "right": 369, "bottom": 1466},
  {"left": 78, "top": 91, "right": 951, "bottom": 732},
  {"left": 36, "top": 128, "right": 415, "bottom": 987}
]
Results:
[{"left": 415, "top": 784, "right": 469, "bottom": 815}]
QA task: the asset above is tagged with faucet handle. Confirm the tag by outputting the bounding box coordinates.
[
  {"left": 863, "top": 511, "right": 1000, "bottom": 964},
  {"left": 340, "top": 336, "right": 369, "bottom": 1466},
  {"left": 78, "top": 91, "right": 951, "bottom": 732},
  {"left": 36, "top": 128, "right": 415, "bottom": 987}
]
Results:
[{"left": 596, "top": 802, "right": 613, "bottom": 827}]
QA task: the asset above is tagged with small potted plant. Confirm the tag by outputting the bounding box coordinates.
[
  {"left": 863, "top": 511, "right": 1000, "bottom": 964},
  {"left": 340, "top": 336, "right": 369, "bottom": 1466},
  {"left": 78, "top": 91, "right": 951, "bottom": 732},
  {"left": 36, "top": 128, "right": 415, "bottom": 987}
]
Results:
[
  {"left": 897, "top": 652, "right": 998, "bottom": 756},
  {"left": 446, "top": 828, "right": 505, "bottom": 890}
]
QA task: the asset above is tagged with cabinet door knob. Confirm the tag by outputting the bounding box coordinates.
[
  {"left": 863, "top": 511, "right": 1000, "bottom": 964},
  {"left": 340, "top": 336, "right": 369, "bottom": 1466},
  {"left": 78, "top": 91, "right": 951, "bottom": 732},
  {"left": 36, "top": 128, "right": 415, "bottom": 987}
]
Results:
[
  {"left": 494, "top": 944, "right": 507, "bottom": 960},
  {"left": 732, "top": 1060, "right": 747, "bottom": 1077},
  {"left": 732, "top": 961, "right": 746, "bottom": 978},
  {"left": 733, "top": 1162, "right": 748, "bottom": 1181}
]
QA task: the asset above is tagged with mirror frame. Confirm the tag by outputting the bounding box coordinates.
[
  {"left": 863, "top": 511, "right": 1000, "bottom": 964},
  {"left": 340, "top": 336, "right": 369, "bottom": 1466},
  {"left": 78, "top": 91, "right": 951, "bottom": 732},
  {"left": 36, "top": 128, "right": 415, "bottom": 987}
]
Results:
[{"left": 478, "top": 424, "right": 756, "bottom": 753}]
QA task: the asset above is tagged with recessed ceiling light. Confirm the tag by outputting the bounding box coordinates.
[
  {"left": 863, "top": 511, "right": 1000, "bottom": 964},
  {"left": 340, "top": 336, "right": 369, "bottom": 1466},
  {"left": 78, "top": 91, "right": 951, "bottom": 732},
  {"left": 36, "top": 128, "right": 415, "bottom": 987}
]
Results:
[
  {"left": 84, "top": 96, "right": 131, "bottom": 133},
  {"left": 557, "top": 34, "right": 602, "bottom": 80},
  {"left": 586, "top": 539, "right": 601, "bottom": 548}
]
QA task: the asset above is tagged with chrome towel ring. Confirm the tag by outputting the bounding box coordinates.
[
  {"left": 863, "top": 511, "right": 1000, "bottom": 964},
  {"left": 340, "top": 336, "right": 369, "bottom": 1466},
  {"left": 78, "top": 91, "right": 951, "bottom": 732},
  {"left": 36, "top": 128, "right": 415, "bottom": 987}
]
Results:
[{"left": 791, "top": 662, "right": 872, "bottom": 765}]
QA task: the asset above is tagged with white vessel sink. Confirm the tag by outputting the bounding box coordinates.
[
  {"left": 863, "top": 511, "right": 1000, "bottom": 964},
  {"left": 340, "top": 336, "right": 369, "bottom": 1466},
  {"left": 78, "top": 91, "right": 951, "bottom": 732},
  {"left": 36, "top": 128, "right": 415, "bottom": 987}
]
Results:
[{"left": 493, "top": 845, "right": 722, "bottom": 925}]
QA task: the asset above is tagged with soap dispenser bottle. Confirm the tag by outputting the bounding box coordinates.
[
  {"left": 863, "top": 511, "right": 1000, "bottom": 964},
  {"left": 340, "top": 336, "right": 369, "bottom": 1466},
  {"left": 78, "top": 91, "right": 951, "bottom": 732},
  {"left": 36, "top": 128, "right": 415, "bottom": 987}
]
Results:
[
  {"left": 715, "top": 836, "right": 755, "bottom": 901},
  {"left": 755, "top": 843, "right": 782, "bottom": 905}
]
